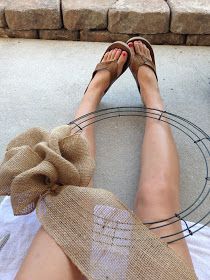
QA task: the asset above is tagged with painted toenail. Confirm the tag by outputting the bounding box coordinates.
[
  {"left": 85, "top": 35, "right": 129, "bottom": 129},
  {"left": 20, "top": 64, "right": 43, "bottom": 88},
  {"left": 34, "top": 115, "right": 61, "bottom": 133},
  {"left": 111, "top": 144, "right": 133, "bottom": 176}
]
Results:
[{"left": 123, "top": 52, "right": 127, "bottom": 56}]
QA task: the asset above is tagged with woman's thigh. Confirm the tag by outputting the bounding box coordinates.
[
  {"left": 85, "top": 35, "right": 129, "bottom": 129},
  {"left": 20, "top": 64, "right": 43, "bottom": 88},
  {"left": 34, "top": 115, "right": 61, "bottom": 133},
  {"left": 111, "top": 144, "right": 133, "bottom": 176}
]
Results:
[{"left": 16, "top": 227, "right": 84, "bottom": 280}]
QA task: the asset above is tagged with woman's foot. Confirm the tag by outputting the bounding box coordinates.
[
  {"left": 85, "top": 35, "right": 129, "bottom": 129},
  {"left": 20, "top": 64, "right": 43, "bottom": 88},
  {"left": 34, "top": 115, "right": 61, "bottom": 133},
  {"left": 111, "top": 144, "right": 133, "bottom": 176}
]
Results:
[
  {"left": 128, "top": 41, "right": 163, "bottom": 110},
  {"left": 85, "top": 48, "right": 128, "bottom": 103}
]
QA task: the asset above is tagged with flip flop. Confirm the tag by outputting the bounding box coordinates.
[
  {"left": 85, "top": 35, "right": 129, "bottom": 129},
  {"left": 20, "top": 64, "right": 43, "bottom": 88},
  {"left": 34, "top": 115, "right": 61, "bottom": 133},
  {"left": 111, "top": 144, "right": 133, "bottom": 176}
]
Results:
[
  {"left": 126, "top": 36, "right": 158, "bottom": 93},
  {"left": 84, "top": 41, "right": 131, "bottom": 95}
]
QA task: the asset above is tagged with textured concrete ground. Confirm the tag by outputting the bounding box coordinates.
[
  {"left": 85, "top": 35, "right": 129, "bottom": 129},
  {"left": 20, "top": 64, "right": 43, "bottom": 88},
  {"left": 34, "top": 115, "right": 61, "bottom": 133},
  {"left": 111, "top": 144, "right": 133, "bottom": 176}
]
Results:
[{"left": 0, "top": 39, "right": 209, "bottom": 229}]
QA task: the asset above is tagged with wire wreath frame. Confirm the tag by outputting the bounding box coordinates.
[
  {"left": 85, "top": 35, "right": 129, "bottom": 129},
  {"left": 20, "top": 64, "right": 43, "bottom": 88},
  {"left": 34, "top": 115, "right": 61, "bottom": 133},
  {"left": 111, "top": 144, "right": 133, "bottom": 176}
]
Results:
[{"left": 68, "top": 106, "right": 210, "bottom": 244}]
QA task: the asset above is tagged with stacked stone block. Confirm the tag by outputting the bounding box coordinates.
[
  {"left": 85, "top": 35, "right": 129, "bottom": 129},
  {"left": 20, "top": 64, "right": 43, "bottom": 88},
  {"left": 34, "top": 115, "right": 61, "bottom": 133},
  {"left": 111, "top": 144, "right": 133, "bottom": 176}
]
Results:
[{"left": 0, "top": 0, "right": 209, "bottom": 45}]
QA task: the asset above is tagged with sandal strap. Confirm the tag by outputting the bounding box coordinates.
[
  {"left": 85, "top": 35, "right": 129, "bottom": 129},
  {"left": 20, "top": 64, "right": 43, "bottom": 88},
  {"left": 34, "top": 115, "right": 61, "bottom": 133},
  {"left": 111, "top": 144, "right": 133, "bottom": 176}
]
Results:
[
  {"left": 92, "top": 60, "right": 118, "bottom": 83},
  {"left": 132, "top": 54, "right": 157, "bottom": 81}
]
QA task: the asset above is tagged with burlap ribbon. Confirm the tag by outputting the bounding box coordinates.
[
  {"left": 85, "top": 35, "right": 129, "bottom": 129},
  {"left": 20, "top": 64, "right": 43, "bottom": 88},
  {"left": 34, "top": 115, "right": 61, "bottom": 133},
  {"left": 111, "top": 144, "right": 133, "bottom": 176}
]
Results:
[{"left": 0, "top": 125, "right": 197, "bottom": 279}]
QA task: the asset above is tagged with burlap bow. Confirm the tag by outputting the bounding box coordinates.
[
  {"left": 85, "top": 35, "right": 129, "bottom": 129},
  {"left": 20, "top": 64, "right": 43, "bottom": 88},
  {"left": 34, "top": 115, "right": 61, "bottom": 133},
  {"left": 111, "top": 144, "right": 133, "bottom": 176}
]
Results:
[{"left": 0, "top": 125, "right": 95, "bottom": 215}]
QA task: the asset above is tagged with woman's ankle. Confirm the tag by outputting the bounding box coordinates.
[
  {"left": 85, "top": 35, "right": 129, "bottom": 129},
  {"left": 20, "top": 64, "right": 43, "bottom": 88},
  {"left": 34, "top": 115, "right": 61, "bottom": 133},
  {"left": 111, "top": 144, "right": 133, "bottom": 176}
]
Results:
[
  {"left": 141, "top": 89, "right": 164, "bottom": 111},
  {"left": 138, "top": 68, "right": 159, "bottom": 93},
  {"left": 144, "top": 101, "right": 164, "bottom": 111}
]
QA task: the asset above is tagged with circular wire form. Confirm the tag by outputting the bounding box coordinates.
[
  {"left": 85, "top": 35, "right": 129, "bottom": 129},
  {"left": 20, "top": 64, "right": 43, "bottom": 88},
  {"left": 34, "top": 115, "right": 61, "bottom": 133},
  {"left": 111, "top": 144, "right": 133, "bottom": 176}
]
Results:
[{"left": 68, "top": 106, "right": 210, "bottom": 244}]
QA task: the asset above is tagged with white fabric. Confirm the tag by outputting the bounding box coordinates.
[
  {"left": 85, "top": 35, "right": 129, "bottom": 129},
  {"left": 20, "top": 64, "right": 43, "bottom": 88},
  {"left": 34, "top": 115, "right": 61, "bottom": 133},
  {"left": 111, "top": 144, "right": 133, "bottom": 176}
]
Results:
[
  {"left": 0, "top": 196, "right": 209, "bottom": 280},
  {"left": 0, "top": 197, "right": 40, "bottom": 280}
]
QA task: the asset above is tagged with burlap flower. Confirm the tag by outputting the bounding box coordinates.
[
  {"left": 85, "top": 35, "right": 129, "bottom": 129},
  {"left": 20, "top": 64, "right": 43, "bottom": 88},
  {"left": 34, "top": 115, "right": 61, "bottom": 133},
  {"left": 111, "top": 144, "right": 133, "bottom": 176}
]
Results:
[{"left": 0, "top": 125, "right": 95, "bottom": 215}]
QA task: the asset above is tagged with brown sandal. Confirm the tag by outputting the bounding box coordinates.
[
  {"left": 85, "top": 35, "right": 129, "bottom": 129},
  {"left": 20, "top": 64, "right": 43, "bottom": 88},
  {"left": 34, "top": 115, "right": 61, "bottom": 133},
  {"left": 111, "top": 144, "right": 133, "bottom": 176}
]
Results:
[
  {"left": 84, "top": 41, "right": 131, "bottom": 95},
  {"left": 126, "top": 36, "right": 158, "bottom": 93}
]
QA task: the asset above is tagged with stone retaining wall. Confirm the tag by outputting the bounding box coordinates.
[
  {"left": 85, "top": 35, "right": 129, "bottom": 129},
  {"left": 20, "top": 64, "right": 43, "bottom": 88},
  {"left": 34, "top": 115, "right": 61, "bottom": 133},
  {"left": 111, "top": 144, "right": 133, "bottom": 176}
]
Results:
[{"left": 0, "top": 0, "right": 209, "bottom": 45}]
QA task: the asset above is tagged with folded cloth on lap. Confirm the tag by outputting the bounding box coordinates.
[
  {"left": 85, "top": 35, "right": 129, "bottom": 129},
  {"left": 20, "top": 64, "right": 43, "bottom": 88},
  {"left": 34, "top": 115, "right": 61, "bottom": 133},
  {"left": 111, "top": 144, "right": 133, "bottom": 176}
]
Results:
[
  {"left": 0, "top": 196, "right": 209, "bottom": 280},
  {"left": 0, "top": 197, "right": 40, "bottom": 280}
]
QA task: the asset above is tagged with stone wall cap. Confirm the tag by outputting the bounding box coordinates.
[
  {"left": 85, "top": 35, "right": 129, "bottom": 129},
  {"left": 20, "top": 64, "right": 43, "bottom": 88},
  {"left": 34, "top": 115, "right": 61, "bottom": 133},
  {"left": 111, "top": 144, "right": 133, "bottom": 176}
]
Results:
[
  {"left": 6, "top": 0, "right": 60, "bottom": 11},
  {"left": 62, "top": 0, "right": 116, "bottom": 10},
  {"left": 111, "top": 0, "right": 170, "bottom": 13},
  {"left": 167, "top": 0, "right": 210, "bottom": 13}
]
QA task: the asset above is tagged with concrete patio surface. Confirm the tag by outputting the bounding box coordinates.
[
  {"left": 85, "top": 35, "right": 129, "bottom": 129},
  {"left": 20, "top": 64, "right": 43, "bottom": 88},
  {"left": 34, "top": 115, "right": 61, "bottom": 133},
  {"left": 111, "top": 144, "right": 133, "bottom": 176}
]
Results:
[{"left": 0, "top": 38, "right": 209, "bottom": 228}]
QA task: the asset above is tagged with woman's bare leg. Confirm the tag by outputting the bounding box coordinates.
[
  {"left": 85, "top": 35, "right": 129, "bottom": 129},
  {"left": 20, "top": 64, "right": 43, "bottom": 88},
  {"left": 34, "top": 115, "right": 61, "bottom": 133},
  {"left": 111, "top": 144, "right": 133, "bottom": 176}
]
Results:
[
  {"left": 128, "top": 41, "right": 194, "bottom": 268},
  {"left": 16, "top": 48, "right": 128, "bottom": 280}
]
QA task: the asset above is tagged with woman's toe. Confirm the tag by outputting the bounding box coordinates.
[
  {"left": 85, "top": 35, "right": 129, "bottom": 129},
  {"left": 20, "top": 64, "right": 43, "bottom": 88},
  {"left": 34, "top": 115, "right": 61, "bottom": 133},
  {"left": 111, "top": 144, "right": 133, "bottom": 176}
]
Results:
[
  {"left": 146, "top": 47, "right": 152, "bottom": 60},
  {"left": 143, "top": 44, "right": 148, "bottom": 56},
  {"left": 107, "top": 50, "right": 113, "bottom": 60},
  {"left": 128, "top": 42, "right": 135, "bottom": 56},
  {"left": 117, "top": 51, "right": 127, "bottom": 76},
  {"left": 141, "top": 43, "right": 152, "bottom": 60},
  {"left": 139, "top": 41, "right": 144, "bottom": 55},
  {"left": 114, "top": 49, "right": 122, "bottom": 60},
  {"left": 111, "top": 49, "right": 117, "bottom": 60},
  {"left": 146, "top": 48, "right": 152, "bottom": 60},
  {"left": 134, "top": 41, "right": 139, "bottom": 54},
  {"left": 102, "top": 51, "right": 110, "bottom": 62},
  {"left": 137, "top": 41, "right": 142, "bottom": 54}
]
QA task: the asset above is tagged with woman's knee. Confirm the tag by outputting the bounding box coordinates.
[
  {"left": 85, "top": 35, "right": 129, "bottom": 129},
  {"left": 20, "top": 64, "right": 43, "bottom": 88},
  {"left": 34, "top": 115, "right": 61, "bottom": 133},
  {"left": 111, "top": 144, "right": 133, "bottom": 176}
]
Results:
[{"left": 135, "top": 180, "right": 179, "bottom": 211}]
